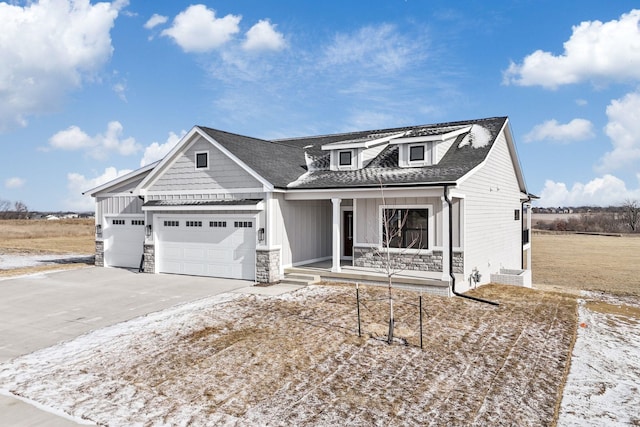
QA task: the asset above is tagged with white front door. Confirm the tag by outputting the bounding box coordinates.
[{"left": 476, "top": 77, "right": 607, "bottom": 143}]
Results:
[
  {"left": 156, "top": 215, "right": 256, "bottom": 280},
  {"left": 103, "top": 216, "right": 145, "bottom": 269}
]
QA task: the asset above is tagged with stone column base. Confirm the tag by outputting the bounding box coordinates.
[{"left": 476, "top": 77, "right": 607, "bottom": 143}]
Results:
[
  {"left": 142, "top": 244, "right": 155, "bottom": 273},
  {"left": 95, "top": 240, "right": 104, "bottom": 267},
  {"left": 256, "top": 248, "right": 281, "bottom": 284}
]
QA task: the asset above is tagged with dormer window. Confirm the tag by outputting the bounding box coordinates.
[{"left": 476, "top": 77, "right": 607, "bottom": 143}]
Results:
[
  {"left": 409, "top": 145, "right": 425, "bottom": 162},
  {"left": 195, "top": 151, "right": 209, "bottom": 170},
  {"left": 339, "top": 150, "right": 352, "bottom": 167}
]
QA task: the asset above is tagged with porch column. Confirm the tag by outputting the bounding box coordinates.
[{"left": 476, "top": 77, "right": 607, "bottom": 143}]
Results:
[
  {"left": 526, "top": 202, "right": 532, "bottom": 269},
  {"left": 441, "top": 195, "right": 451, "bottom": 281},
  {"left": 331, "top": 198, "right": 341, "bottom": 272}
]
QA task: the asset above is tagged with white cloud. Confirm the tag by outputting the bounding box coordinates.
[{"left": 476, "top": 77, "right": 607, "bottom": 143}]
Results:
[
  {"left": 504, "top": 9, "right": 640, "bottom": 88},
  {"left": 0, "top": 0, "right": 124, "bottom": 131},
  {"left": 4, "top": 177, "right": 25, "bottom": 189},
  {"left": 66, "top": 167, "right": 132, "bottom": 211},
  {"left": 161, "top": 5, "right": 241, "bottom": 53},
  {"left": 323, "top": 24, "right": 420, "bottom": 73},
  {"left": 575, "top": 99, "right": 588, "bottom": 106},
  {"left": 49, "top": 121, "right": 140, "bottom": 160},
  {"left": 113, "top": 82, "right": 127, "bottom": 102},
  {"left": 243, "top": 20, "right": 286, "bottom": 52},
  {"left": 144, "top": 13, "right": 167, "bottom": 30},
  {"left": 140, "top": 130, "right": 185, "bottom": 166},
  {"left": 598, "top": 91, "right": 640, "bottom": 172},
  {"left": 537, "top": 174, "right": 640, "bottom": 207},
  {"left": 524, "top": 118, "right": 594, "bottom": 143}
]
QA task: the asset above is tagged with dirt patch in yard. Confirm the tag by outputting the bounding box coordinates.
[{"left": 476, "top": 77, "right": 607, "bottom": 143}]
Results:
[{"left": 0, "top": 284, "right": 577, "bottom": 426}]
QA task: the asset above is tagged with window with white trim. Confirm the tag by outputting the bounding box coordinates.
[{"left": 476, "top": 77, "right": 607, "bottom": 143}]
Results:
[
  {"left": 195, "top": 151, "right": 209, "bottom": 169},
  {"left": 338, "top": 150, "right": 352, "bottom": 166},
  {"left": 409, "top": 145, "right": 425, "bottom": 162},
  {"left": 382, "top": 208, "right": 428, "bottom": 249}
]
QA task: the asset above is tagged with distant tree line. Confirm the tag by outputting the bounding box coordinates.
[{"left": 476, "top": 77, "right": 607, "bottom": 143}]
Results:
[
  {"left": 535, "top": 199, "right": 639, "bottom": 233},
  {"left": 0, "top": 198, "right": 29, "bottom": 219}
]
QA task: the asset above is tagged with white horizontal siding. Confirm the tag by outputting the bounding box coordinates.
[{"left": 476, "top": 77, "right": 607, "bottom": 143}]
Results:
[
  {"left": 457, "top": 129, "right": 522, "bottom": 290},
  {"left": 151, "top": 136, "right": 261, "bottom": 191}
]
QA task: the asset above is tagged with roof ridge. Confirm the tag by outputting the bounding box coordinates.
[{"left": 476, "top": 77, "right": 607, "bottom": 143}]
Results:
[{"left": 270, "top": 116, "right": 507, "bottom": 143}]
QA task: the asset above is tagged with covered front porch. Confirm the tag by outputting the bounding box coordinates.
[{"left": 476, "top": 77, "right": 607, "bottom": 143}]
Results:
[{"left": 283, "top": 260, "right": 453, "bottom": 296}]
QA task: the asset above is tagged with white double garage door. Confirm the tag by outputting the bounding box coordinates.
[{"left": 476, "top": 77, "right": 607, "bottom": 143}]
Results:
[
  {"left": 156, "top": 214, "right": 256, "bottom": 280},
  {"left": 105, "top": 214, "right": 256, "bottom": 281}
]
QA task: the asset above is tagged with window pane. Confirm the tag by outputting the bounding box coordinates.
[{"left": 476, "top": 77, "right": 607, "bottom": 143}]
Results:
[
  {"left": 339, "top": 151, "right": 352, "bottom": 166},
  {"left": 410, "top": 145, "right": 425, "bottom": 161},
  {"left": 383, "top": 208, "right": 428, "bottom": 249},
  {"left": 196, "top": 152, "right": 208, "bottom": 168}
]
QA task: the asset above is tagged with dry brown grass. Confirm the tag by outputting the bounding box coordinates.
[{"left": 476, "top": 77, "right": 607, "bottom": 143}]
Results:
[
  {"left": 0, "top": 219, "right": 94, "bottom": 254},
  {"left": 532, "top": 232, "right": 640, "bottom": 296},
  {"left": 1, "top": 284, "right": 577, "bottom": 425}
]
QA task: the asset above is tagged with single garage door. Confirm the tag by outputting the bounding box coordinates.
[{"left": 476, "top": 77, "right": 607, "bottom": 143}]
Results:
[
  {"left": 104, "top": 216, "right": 145, "bottom": 268},
  {"left": 157, "top": 216, "right": 256, "bottom": 280}
]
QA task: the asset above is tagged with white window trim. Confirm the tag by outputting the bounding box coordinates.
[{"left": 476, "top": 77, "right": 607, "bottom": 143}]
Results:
[
  {"left": 337, "top": 150, "right": 353, "bottom": 169},
  {"left": 378, "top": 204, "right": 434, "bottom": 253},
  {"left": 195, "top": 150, "right": 209, "bottom": 170},
  {"left": 406, "top": 142, "right": 433, "bottom": 167}
]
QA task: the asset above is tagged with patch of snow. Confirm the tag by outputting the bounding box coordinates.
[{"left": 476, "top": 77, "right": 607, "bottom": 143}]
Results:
[
  {"left": 0, "top": 254, "right": 92, "bottom": 270},
  {"left": 558, "top": 292, "right": 640, "bottom": 426},
  {"left": 458, "top": 124, "right": 492, "bottom": 149}
]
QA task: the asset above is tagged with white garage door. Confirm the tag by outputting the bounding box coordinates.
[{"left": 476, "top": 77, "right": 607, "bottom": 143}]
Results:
[
  {"left": 157, "top": 216, "right": 256, "bottom": 280},
  {"left": 104, "top": 216, "right": 145, "bottom": 268}
]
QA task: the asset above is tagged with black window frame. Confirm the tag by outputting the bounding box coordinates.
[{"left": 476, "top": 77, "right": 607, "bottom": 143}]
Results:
[
  {"left": 382, "top": 208, "right": 428, "bottom": 249},
  {"left": 338, "top": 150, "right": 352, "bottom": 166},
  {"left": 409, "top": 145, "right": 425, "bottom": 162},
  {"left": 195, "top": 152, "right": 208, "bottom": 169}
]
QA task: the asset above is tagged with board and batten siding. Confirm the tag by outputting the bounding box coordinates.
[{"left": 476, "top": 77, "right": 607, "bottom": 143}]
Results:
[
  {"left": 150, "top": 136, "right": 261, "bottom": 192},
  {"left": 272, "top": 194, "right": 331, "bottom": 267},
  {"left": 457, "top": 129, "right": 522, "bottom": 291},
  {"left": 354, "top": 196, "right": 457, "bottom": 248},
  {"left": 96, "top": 195, "right": 143, "bottom": 218}
]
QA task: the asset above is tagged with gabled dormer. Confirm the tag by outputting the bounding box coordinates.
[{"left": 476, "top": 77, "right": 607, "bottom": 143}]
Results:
[
  {"left": 322, "top": 131, "right": 406, "bottom": 171},
  {"left": 390, "top": 125, "right": 471, "bottom": 167}
]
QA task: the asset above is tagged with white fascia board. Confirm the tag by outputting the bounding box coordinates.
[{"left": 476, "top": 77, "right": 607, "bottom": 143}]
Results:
[
  {"left": 390, "top": 126, "right": 472, "bottom": 144},
  {"left": 321, "top": 132, "right": 407, "bottom": 151},
  {"left": 284, "top": 186, "right": 448, "bottom": 200},
  {"left": 83, "top": 161, "right": 158, "bottom": 197},
  {"left": 142, "top": 201, "right": 265, "bottom": 212}
]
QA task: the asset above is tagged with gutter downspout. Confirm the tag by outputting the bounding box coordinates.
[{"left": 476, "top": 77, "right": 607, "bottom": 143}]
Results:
[{"left": 444, "top": 184, "right": 499, "bottom": 306}]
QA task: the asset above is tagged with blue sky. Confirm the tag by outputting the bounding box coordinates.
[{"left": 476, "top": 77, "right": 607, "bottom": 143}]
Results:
[{"left": 1, "top": 0, "right": 640, "bottom": 211}]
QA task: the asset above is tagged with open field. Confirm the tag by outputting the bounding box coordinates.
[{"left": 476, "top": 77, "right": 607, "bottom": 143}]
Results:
[
  {"left": 0, "top": 284, "right": 577, "bottom": 426},
  {"left": 532, "top": 232, "right": 640, "bottom": 296},
  {"left": 0, "top": 219, "right": 94, "bottom": 254},
  {"left": 0, "top": 219, "right": 94, "bottom": 277}
]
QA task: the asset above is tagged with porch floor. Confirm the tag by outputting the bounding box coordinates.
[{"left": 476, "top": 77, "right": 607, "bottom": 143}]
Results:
[{"left": 285, "top": 260, "right": 451, "bottom": 296}]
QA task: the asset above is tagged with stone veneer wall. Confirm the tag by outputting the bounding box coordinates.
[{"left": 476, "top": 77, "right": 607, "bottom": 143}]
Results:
[
  {"left": 354, "top": 248, "right": 464, "bottom": 274},
  {"left": 256, "top": 248, "right": 280, "bottom": 284},
  {"left": 142, "top": 244, "right": 155, "bottom": 273},
  {"left": 95, "top": 240, "right": 104, "bottom": 267}
]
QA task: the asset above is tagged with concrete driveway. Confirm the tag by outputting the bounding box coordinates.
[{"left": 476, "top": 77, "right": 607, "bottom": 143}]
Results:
[{"left": 0, "top": 267, "right": 253, "bottom": 426}]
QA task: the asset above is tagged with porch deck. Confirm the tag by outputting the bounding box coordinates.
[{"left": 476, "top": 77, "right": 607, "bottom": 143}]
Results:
[{"left": 284, "top": 260, "right": 451, "bottom": 296}]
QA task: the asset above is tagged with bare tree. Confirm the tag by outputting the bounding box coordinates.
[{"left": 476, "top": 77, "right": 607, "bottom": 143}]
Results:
[
  {"left": 621, "top": 199, "right": 640, "bottom": 232},
  {"left": 368, "top": 184, "right": 424, "bottom": 344},
  {"left": 0, "top": 199, "right": 11, "bottom": 219},
  {"left": 14, "top": 201, "right": 29, "bottom": 219}
]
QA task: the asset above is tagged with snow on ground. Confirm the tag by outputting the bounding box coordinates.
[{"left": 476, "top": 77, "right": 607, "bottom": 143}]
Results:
[
  {"left": 0, "top": 253, "right": 93, "bottom": 270},
  {"left": 558, "top": 291, "right": 640, "bottom": 426},
  {"left": 0, "top": 284, "right": 577, "bottom": 426}
]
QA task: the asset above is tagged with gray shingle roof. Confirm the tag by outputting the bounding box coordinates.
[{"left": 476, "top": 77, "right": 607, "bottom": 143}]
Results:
[{"left": 198, "top": 116, "right": 507, "bottom": 189}]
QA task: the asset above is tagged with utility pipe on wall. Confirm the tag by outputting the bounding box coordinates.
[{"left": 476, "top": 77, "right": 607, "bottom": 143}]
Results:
[{"left": 443, "top": 185, "right": 499, "bottom": 307}]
